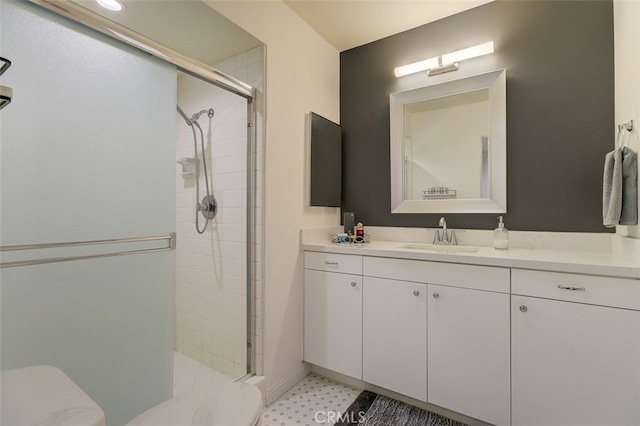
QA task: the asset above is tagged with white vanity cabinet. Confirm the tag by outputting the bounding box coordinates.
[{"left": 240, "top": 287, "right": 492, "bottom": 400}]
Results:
[
  {"left": 362, "top": 276, "right": 427, "bottom": 401},
  {"left": 428, "top": 284, "right": 510, "bottom": 426},
  {"left": 303, "top": 252, "right": 363, "bottom": 379},
  {"left": 302, "top": 246, "right": 640, "bottom": 426},
  {"left": 511, "top": 269, "right": 640, "bottom": 426},
  {"left": 361, "top": 256, "right": 511, "bottom": 425}
]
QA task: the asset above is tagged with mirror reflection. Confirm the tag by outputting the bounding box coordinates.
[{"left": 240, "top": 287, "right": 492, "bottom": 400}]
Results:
[{"left": 403, "top": 89, "right": 490, "bottom": 201}]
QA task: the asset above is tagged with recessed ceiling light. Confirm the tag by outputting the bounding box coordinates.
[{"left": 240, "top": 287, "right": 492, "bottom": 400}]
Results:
[{"left": 96, "top": 0, "right": 124, "bottom": 12}]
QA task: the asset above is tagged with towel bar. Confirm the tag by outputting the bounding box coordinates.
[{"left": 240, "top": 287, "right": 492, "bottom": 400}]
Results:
[{"left": 0, "top": 233, "right": 176, "bottom": 268}]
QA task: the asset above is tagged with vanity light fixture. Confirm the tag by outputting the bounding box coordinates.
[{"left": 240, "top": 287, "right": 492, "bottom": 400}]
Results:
[
  {"left": 96, "top": 0, "right": 124, "bottom": 12},
  {"left": 394, "top": 41, "right": 494, "bottom": 78}
]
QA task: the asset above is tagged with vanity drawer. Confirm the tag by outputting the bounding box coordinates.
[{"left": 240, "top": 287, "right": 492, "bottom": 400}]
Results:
[
  {"left": 304, "top": 251, "right": 362, "bottom": 275},
  {"left": 363, "top": 257, "right": 425, "bottom": 282},
  {"left": 512, "top": 269, "right": 640, "bottom": 311},
  {"left": 363, "top": 257, "right": 510, "bottom": 293}
]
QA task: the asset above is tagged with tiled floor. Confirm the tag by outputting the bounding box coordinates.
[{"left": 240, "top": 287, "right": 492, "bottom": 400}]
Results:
[
  {"left": 260, "top": 374, "right": 361, "bottom": 426},
  {"left": 173, "top": 351, "right": 234, "bottom": 397},
  {"left": 174, "top": 352, "right": 362, "bottom": 426}
]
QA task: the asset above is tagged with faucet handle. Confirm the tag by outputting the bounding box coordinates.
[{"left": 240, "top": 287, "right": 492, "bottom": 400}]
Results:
[
  {"left": 450, "top": 231, "right": 457, "bottom": 246},
  {"left": 433, "top": 229, "right": 441, "bottom": 244}
]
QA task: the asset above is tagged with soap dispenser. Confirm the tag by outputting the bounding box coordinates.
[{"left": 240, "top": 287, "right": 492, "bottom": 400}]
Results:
[{"left": 494, "top": 216, "right": 509, "bottom": 249}]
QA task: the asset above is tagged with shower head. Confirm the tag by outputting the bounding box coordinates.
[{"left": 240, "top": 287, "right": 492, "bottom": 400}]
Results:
[
  {"left": 176, "top": 105, "right": 191, "bottom": 126},
  {"left": 191, "top": 108, "right": 215, "bottom": 122}
]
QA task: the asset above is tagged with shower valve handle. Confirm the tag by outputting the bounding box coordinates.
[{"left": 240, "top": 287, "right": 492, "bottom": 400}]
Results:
[{"left": 199, "top": 195, "right": 218, "bottom": 220}]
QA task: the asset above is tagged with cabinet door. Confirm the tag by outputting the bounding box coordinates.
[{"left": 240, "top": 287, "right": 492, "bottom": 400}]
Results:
[
  {"left": 512, "top": 295, "right": 640, "bottom": 426},
  {"left": 363, "top": 277, "right": 427, "bottom": 401},
  {"left": 428, "top": 284, "right": 510, "bottom": 426},
  {"left": 304, "top": 269, "right": 362, "bottom": 379}
]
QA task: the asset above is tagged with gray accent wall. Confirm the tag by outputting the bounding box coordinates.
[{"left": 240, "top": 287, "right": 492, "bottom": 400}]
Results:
[{"left": 340, "top": 0, "right": 614, "bottom": 232}]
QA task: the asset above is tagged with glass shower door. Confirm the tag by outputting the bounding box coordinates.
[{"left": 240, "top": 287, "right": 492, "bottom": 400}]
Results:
[{"left": 1, "top": 1, "right": 177, "bottom": 424}]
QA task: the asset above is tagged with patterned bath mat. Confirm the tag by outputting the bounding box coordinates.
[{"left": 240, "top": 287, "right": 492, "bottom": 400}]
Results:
[{"left": 335, "top": 391, "right": 468, "bottom": 426}]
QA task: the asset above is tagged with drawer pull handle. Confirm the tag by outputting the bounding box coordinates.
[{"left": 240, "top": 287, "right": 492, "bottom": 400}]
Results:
[
  {"left": 324, "top": 261, "right": 339, "bottom": 267},
  {"left": 557, "top": 285, "right": 586, "bottom": 292},
  {"left": 350, "top": 282, "right": 357, "bottom": 287},
  {"left": 520, "top": 305, "right": 528, "bottom": 312},
  {"left": 413, "top": 290, "right": 420, "bottom": 296},
  {"left": 432, "top": 292, "right": 439, "bottom": 299}
]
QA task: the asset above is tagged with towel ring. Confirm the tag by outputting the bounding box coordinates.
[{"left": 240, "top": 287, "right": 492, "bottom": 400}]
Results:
[
  {"left": 618, "top": 119, "right": 634, "bottom": 133},
  {"left": 615, "top": 127, "right": 625, "bottom": 149}
]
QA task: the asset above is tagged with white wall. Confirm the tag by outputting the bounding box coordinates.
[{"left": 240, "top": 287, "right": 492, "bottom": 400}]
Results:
[
  {"left": 205, "top": 0, "right": 340, "bottom": 402},
  {"left": 614, "top": 0, "right": 640, "bottom": 239}
]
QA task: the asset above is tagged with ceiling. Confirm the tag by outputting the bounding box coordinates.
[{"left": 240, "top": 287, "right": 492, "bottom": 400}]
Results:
[
  {"left": 283, "top": 0, "right": 494, "bottom": 51},
  {"left": 69, "top": 0, "right": 492, "bottom": 65},
  {"left": 71, "top": 0, "right": 262, "bottom": 66}
]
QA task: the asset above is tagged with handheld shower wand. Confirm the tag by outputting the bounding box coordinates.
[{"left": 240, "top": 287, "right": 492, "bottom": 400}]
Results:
[{"left": 177, "top": 105, "right": 217, "bottom": 234}]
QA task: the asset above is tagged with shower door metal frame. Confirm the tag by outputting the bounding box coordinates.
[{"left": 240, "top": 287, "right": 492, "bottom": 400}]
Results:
[
  {"left": 30, "top": 0, "right": 259, "bottom": 379},
  {"left": 31, "top": 0, "right": 253, "bottom": 101}
]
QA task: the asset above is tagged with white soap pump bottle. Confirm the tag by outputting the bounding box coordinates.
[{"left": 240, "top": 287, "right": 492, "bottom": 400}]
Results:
[{"left": 494, "top": 216, "right": 509, "bottom": 250}]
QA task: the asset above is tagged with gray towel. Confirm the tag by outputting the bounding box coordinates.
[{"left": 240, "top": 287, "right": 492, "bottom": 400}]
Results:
[
  {"left": 603, "top": 146, "right": 638, "bottom": 227},
  {"left": 620, "top": 146, "right": 638, "bottom": 225},
  {"left": 603, "top": 148, "right": 622, "bottom": 227}
]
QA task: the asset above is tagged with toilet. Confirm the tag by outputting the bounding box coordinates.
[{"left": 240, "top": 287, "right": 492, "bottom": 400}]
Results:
[
  {"left": 1, "top": 365, "right": 105, "bottom": 426},
  {"left": 1, "top": 365, "right": 262, "bottom": 426},
  {"left": 126, "top": 381, "right": 262, "bottom": 426}
]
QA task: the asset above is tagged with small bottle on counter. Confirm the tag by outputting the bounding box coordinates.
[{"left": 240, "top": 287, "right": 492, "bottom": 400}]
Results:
[
  {"left": 494, "top": 216, "right": 509, "bottom": 250},
  {"left": 356, "top": 222, "right": 364, "bottom": 237}
]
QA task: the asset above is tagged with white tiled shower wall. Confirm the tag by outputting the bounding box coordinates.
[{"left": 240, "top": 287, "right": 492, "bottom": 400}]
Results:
[{"left": 175, "top": 46, "right": 264, "bottom": 380}]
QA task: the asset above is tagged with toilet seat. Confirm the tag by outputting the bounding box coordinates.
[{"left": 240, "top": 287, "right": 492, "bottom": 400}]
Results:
[
  {"left": 126, "top": 381, "right": 262, "bottom": 426},
  {"left": 1, "top": 365, "right": 105, "bottom": 426}
]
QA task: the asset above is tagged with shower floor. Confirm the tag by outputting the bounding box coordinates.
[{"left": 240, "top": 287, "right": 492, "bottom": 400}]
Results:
[{"left": 173, "top": 351, "right": 235, "bottom": 397}]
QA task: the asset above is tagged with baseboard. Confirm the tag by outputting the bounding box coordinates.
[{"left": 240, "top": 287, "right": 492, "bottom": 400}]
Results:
[{"left": 266, "top": 363, "right": 311, "bottom": 405}]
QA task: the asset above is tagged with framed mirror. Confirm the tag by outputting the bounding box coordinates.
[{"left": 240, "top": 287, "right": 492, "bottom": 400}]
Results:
[{"left": 390, "top": 69, "right": 506, "bottom": 213}]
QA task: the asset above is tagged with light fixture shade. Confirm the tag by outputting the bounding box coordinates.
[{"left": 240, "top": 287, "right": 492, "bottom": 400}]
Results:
[
  {"left": 394, "top": 41, "right": 494, "bottom": 78},
  {"left": 441, "top": 41, "right": 494, "bottom": 65}
]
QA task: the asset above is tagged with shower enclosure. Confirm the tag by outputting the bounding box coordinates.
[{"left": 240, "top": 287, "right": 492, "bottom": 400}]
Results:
[
  {"left": 174, "top": 58, "right": 262, "bottom": 379},
  {"left": 1, "top": 0, "right": 263, "bottom": 423},
  {"left": 34, "top": 0, "right": 264, "bottom": 382}
]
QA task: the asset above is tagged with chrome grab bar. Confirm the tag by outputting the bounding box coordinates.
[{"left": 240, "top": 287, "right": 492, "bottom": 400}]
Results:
[{"left": 0, "top": 233, "right": 176, "bottom": 268}]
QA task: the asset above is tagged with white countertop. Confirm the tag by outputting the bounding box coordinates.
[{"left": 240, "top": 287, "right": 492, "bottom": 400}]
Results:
[{"left": 301, "top": 227, "right": 640, "bottom": 279}]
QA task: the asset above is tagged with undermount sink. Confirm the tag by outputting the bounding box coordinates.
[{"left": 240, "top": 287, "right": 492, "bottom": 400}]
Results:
[{"left": 398, "top": 243, "right": 480, "bottom": 253}]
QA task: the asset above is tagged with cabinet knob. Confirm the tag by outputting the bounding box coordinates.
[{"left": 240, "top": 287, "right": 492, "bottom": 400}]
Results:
[
  {"left": 413, "top": 290, "right": 420, "bottom": 296},
  {"left": 350, "top": 282, "right": 357, "bottom": 287},
  {"left": 432, "top": 292, "right": 439, "bottom": 299},
  {"left": 519, "top": 305, "right": 528, "bottom": 312},
  {"left": 324, "top": 261, "right": 339, "bottom": 267}
]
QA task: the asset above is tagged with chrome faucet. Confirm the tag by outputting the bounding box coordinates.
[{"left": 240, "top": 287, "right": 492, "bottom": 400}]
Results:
[
  {"left": 433, "top": 217, "right": 457, "bottom": 245},
  {"left": 439, "top": 217, "right": 447, "bottom": 242}
]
